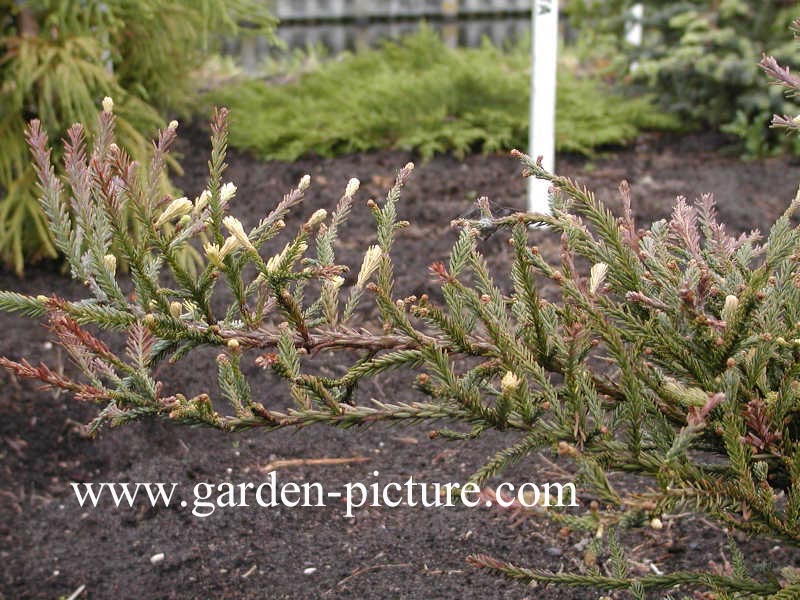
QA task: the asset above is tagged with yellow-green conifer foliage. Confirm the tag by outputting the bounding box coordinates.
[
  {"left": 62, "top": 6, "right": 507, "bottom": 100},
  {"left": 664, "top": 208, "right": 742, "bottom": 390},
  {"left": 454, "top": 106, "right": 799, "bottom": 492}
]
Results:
[{"left": 0, "top": 0, "right": 274, "bottom": 273}]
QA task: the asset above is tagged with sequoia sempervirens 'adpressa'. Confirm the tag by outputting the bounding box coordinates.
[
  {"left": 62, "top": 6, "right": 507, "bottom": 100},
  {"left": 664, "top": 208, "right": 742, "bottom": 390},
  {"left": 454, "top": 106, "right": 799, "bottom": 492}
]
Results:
[{"left": 3, "top": 41, "right": 800, "bottom": 596}]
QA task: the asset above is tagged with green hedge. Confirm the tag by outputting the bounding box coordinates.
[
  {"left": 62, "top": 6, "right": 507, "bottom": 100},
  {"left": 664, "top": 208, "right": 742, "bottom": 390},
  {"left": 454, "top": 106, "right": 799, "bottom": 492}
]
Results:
[{"left": 210, "top": 27, "right": 680, "bottom": 162}]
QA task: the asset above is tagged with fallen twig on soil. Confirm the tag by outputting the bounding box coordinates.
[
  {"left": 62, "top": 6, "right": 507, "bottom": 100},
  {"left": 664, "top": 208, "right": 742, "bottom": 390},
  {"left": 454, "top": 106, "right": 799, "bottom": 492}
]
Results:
[
  {"left": 336, "top": 562, "right": 413, "bottom": 589},
  {"left": 260, "top": 456, "right": 371, "bottom": 472}
]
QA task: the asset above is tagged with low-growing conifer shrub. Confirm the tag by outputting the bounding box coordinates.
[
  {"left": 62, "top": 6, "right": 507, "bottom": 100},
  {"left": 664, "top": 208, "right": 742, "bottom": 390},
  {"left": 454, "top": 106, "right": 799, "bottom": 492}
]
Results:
[
  {"left": 209, "top": 27, "right": 680, "bottom": 162},
  {"left": 4, "top": 27, "right": 800, "bottom": 600},
  {"left": 565, "top": 0, "right": 800, "bottom": 157}
]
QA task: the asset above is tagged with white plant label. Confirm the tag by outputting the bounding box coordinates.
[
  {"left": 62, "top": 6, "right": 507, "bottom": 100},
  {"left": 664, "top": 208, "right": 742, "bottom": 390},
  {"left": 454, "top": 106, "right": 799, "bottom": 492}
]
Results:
[{"left": 528, "top": 0, "right": 559, "bottom": 215}]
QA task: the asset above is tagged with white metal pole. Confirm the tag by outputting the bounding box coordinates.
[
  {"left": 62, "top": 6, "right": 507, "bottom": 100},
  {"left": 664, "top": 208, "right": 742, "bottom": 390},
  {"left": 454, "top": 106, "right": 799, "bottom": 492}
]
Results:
[
  {"left": 528, "top": 0, "right": 559, "bottom": 214},
  {"left": 626, "top": 3, "right": 643, "bottom": 47}
]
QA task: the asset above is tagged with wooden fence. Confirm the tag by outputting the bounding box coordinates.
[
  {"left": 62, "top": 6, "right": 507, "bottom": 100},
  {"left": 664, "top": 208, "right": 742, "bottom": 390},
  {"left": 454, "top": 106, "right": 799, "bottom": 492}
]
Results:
[{"left": 273, "top": 0, "right": 531, "bottom": 22}]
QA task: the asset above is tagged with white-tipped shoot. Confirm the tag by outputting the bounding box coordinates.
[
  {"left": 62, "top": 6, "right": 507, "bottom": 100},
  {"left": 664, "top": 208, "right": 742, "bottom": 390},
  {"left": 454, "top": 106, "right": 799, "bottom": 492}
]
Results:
[
  {"left": 222, "top": 216, "right": 256, "bottom": 252},
  {"left": 589, "top": 262, "right": 608, "bottom": 295},
  {"left": 500, "top": 371, "right": 521, "bottom": 393},
  {"left": 220, "top": 182, "right": 237, "bottom": 204},
  {"left": 194, "top": 190, "right": 211, "bottom": 214},
  {"left": 305, "top": 209, "right": 327, "bottom": 229},
  {"left": 103, "top": 254, "right": 117, "bottom": 276},
  {"left": 169, "top": 301, "right": 183, "bottom": 319},
  {"left": 356, "top": 245, "right": 382, "bottom": 288},
  {"left": 204, "top": 235, "right": 242, "bottom": 266},
  {"left": 721, "top": 294, "right": 739, "bottom": 323},
  {"left": 154, "top": 197, "right": 192, "bottom": 229},
  {"left": 345, "top": 177, "right": 360, "bottom": 197}
]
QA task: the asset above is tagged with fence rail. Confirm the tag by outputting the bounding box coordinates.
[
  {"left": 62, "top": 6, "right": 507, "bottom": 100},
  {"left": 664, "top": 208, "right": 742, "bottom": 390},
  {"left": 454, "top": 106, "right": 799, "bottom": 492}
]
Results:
[
  {"left": 225, "top": 17, "right": 529, "bottom": 69},
  {"left": 273, "top": 0, "right": 531, "bottom": 22}
]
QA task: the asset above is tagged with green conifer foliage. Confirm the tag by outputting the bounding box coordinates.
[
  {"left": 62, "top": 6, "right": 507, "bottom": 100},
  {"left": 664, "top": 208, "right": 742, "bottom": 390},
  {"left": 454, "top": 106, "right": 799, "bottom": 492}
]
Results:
[
  {"left": 3, "top": 17, "right": 800, "bottom": 600},
  {"left": 0, "top": 0, "right": 275, "bottom": 273},
  {"left": 565, "top": 0, "right": 800, "bottom": 156},
  {"left": 209, "top": 27, "right": 680, "bottom": 162}
]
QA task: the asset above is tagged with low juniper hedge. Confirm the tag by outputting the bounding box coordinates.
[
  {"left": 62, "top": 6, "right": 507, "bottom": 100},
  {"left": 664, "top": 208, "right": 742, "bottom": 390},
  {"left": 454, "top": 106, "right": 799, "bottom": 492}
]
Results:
[{"left": 3, "top": 45, "right": 800, "bottom": 600}]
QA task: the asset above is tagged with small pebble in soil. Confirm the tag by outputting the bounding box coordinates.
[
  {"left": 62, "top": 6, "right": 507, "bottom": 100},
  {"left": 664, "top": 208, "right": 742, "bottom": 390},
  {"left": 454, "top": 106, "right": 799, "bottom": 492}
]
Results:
[
  {"left": 150, "top": 553, "right": 165, "bottom": 565},
  {"left": 303, "top": 567, "right": 317, "bottom": 575},
  {"left": 573, "top": 538, "right": 590, "bottom": 551}
]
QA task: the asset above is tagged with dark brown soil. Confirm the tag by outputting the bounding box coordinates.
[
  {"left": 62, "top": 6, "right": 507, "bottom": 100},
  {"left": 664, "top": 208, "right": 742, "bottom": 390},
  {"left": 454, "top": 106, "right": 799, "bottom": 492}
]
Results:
[{"left": 2, "top": 129, "right": 800, "bottom": 599}]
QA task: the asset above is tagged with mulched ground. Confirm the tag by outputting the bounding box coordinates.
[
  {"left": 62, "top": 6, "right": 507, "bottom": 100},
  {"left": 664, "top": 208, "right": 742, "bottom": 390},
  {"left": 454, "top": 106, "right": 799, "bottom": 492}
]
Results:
[{"left": 2, "top": 127, "right": 800, "bottom": 599}]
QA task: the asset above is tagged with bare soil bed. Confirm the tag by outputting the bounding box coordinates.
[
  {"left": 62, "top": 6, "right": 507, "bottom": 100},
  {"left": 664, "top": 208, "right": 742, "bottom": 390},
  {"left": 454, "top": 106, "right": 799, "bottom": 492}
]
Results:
[{"left": 2, "top": 128, "right": 800, "bottom": 599}]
